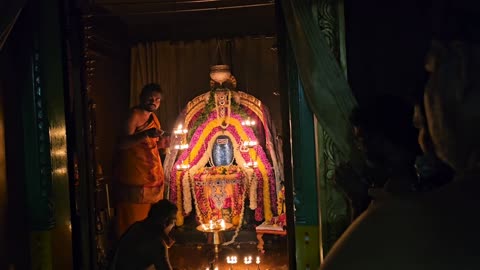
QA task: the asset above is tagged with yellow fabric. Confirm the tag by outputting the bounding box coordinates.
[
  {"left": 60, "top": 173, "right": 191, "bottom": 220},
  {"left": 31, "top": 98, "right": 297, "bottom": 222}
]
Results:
[
  {"left": 117, "top": 113, "right": 164, "bottom": 189},
  {"left": 114, "top": 113, "right": 165, "bottom": 238}
]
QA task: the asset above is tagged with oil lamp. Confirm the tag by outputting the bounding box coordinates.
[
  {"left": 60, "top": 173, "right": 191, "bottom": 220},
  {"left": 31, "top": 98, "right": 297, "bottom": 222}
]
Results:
[
  {"left": 242, "top": 140, "right": 258, "bottom": 148},
  {"left": 244, "top": 161, "right": 258, "bottom": 168},
  {"left": 226, "top": 255, "right": 238, "bottom": 270},
  {"left": 176, "top": 164, "right": 190, "bottom": 171},
  {"left": 241, "top": 117, "right": 256, "bottom": 127}
]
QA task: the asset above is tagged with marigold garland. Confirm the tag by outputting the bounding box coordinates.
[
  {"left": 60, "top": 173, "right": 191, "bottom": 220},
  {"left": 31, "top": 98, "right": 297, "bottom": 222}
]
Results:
[{"left": 170, "top": 99, "right": 278, "bottom": 225}]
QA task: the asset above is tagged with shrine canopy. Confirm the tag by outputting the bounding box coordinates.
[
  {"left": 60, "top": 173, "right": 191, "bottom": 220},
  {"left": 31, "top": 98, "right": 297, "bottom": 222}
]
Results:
[{"left": 164, "top": 65, "right": 284, "bottom": 227}]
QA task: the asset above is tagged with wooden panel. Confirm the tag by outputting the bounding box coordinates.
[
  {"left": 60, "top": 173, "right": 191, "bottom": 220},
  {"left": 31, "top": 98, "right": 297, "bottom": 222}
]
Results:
[{"left": 91, "top": 0, "right": 276, "bottom": 42}]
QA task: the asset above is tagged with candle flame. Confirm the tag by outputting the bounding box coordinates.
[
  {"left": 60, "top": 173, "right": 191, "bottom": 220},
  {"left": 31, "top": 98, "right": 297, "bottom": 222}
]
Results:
[{"left": 220, "top": 219, "right": 226, "bottom": 229}]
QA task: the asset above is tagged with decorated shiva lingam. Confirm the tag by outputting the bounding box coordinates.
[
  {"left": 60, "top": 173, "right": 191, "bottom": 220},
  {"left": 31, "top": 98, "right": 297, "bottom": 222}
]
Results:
[{"left": 197, "top": 219, "right": 233, "bottom": 255}]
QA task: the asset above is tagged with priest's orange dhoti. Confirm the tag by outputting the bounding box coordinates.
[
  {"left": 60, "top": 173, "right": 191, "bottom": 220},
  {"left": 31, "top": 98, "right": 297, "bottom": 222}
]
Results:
[{"left": 113, "top": 114, "right": 164, "bottom": 238}]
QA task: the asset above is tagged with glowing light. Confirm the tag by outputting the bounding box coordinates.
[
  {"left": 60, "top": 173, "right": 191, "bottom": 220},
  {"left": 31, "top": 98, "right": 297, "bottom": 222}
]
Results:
[
  {"left": 244, "top": 256, "right": 252, "bottom": 264},
  {"left": 227, "top": 255, "right": 238, "bottom": 264},
  {"left": 201, "top": 219, "right": 229, "bottom": 231},
  {"left": 176, "top": 164, "right": 190, "bottom": 171},
  {"left": 174, "top": 124, "right": 188, "bottom": 135},
  {"left": 174, "top": 144, "right": 189, "bottom": 150},
  {"left": 220, "top": 219, "right": 226, "bottom": 230},
  {"left": 244, "top": 161, "right": 258, "bottom": 168},
  {"left": 242, "top": 140, "right": 258, "bottom": 147},
  {"left": 53, "top": 167, "right": 68, "bottom": 175},
  {"left": 50, "top": 127, "right": 66, "bottom": 138},
  {"left": 241, "top": 117, "right": 256, "bottom": 127},
  {"left": 51, "top": 149, "right": 67, "bottom": 157}
]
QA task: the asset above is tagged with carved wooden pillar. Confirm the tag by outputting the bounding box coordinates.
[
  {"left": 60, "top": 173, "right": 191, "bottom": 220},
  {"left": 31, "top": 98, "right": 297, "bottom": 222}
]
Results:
[
  {"left": 314, "top": 0, "right": 351, "bottom": 258},
  {"left": 77, "top": 11, "right": 130, "bottom": 269}
]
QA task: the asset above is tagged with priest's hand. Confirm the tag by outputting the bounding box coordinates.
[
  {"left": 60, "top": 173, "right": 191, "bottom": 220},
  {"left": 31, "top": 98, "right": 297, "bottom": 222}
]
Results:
[
  {"left": 158, "top": 137, "right": 170, "bottom": 149},
  {"left": 144, "top": 128, "right": 162, "bottom": 138}
]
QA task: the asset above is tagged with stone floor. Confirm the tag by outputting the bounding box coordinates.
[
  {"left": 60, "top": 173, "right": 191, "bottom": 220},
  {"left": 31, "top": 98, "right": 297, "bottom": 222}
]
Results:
[{"left": 170, "top": 228, "right": 289, "bottom": 270}]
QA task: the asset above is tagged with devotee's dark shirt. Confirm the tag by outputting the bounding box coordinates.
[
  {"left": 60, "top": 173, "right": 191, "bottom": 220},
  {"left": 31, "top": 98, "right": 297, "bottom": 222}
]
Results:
[{"left": 110, "top": 222, "right": 172, "bottom": 270}]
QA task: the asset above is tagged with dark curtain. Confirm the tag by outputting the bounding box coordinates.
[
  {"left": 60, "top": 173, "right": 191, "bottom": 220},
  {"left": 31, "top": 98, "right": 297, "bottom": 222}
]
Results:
[
  {"left": 280, "top": 0, "right": 357, "bottom": 161},
  {"left": 0, "top": 0, "right": 25, "bottom": 51},
  {"left": 130, "top": 36, "right": 282, "bottom": 133}
]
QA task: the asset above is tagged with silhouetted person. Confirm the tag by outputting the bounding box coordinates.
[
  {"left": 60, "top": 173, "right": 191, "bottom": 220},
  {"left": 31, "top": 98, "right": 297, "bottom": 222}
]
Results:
[
  {"left": 321, "top": 29, "right": 480, "bottom": 270},
  {"left": 109, "top": 199, "right": 178, "bottom": 270},
  {"left": 412, "top": 98, "right": 453, "bottom": 191}
]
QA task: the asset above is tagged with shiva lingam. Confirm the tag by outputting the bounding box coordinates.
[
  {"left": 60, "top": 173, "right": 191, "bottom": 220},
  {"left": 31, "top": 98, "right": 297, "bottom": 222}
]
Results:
[{"left": 197, "top": 219, "right": 233, "bottom": 255}]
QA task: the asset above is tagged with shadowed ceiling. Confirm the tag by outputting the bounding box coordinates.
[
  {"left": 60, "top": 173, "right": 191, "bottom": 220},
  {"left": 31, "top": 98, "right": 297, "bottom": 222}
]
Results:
[{"left": 92, "top": 0, "right": 277, "bottom": 42}]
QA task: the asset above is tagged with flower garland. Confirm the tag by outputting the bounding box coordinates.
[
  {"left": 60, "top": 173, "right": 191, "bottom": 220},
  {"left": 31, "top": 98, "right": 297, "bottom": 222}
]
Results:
[
  {"left": 192, "top": 165, "right": 246, "bottom": 224},
  {"left": 186, "top": 91, "right": 215, "bottom": 141},
  {"left": 170, "top": 111, "right": 277, "bottom": 223},
  {"left": 246, "top": 168, "right": 258, "bottom": 210},
  {"left": 204, "top": 116, "right": 275, "bottom": 219},
  {"left": 193, "top": 131, "right": 249, "bottom": 219},
  {"left": 174, "top": 128, "right": 250, "bottom": 223},
  {"left": 277, "top": 185, "right": 285, "bottom": 215},
  {"left": 222, "top": 165, "right": 248, "bottom": 246}
]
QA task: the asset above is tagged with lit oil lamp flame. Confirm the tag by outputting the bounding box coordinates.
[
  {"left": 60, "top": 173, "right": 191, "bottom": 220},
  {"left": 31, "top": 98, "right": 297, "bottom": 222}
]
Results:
[
  {"left": 174, "top": 124, "right": 188, "bottom": 135},
  {"left": 220, "top": 219, "right": 226, "bottom": 230},
  {"left": 227, "top": 255, "right": 238, "bottom": 264},
  {"left": 209, "top": 220, "right": 214, "bottom": 230},
  {"left": 242, "top": 140, "right": 258, "bottom": 147},
  {"left": 244, "top": 256, "right": 252, "bottom": 264},
  {"left": 241, "top": 117, "right": 256, "bottom": 127},
  {"left": 174, "top": 144, "right": 189, "bottom": 150},
  {"left": 176, "top": 164, "right": 190, "bottom": 170},
  {"left": 244, "top": 161, "right": 258, "bottom": 168}
]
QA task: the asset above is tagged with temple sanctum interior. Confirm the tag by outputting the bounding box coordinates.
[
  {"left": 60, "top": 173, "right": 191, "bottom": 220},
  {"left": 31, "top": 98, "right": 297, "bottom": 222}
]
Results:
[{"left": 1, "top": 0, "right": 478, "bottom": 269}]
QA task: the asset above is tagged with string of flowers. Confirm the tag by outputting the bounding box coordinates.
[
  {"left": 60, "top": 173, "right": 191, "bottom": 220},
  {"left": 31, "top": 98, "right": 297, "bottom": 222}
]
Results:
[
  {"left": 174, "top": 128, "right": 250, "bottom": 222},
  {"left": 192, "top": 166, "right": 246, "bottom": 224},
  {"left": 170, "top": 111, "right": 277, "bottom": 222},
  {"left": 247, "top": 169, "right": 258, "bottom": 210},
  {"left": 186, "top": 91, "right": 215, "bottom": 141},
  {"left": 197, "top": 119, "right": 276, "bottom": 218},
  {"left": 176, "top": 129, "right": 249, "bottom": 223},
  {"left": 222, "top": 165, "right": 249, "bottom": 246},
  {"left": 180, "top": 145, "right": 212, "bottom": 216}
]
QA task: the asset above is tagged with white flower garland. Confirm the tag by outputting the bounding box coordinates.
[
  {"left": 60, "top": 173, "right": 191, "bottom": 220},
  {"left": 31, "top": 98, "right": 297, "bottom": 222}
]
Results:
[
  {"left": 182, "top": 131, "right": 253, "bottom": 245},
  {"left": 248, "top": 170, "right": 258, "bottom": 210},
  {"left": 183, "top": 129, "right": 254, "bottom": 246},
  {"left": 182, "top": 148, "right": 211, "bottom": 215},
  {"left": 222, "top": 165, "right": 248, "bottom": 246}
]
